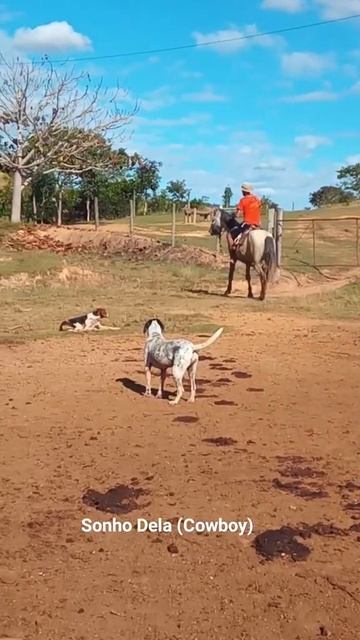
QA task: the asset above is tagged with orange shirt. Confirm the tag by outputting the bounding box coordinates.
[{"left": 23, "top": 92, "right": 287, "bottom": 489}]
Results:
[{"left": 236, "top": 194, "right": 261, "bottom": 225}]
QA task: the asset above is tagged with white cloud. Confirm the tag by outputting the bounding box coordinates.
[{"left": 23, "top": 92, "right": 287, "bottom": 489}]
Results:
[
  {"left": 192, "top": 24, "right": 282, "bottom": 54},
  {"left": 131, "top": 125, "right": 341, "bottom": 207},
  {"left": 13, "top": 21, "right": 92, "bottom": 53},
  {"left": 295, "top": 135, "right": 332, "bottom": 151},
  {"left": 261, "top": 0, "right": 306, "bottom": 12},
  {"left": 280, "top": 89, "right": 339, "bottom": 102},
  {"left": 126, "top": 85, "right": 226, "bottom": 111},
  {"left": 254, "top": 162, "right": 286, "bottom": 171},
  {"left": 0, "top": 28, "right": 23, "bottom": 58},
  {"left": 239, "top": 145, "right": 256, "bottom": 155},
  {"left": 140, "top": 87, "right": 175, "bottom": 111},
  {"left": 182, "top": 87, "right": 227, "bottom": 103},
  {"left": 315, "top": 0, "right": 360, "bottom": 19},
  {"left": 282, "top": 51, "right": 336, "bottom": 76}
]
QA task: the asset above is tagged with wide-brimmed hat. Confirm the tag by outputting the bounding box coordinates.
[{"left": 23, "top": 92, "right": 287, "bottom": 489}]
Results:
[{"left": 241, "top": 182, "right": 253, "bottom": 193}]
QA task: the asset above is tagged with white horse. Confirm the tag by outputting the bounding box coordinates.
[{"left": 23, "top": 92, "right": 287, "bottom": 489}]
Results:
[{"left": 210, "top": 208, "right": 278, "bottom": 301}]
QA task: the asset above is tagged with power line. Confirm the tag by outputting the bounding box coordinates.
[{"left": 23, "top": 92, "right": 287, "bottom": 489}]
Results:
[{"left": 4, "top": 13, "right": 360, "bottom": 65}]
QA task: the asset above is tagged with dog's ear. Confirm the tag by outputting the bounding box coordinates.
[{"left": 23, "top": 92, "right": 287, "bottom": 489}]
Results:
[
  {"left": 95, "top": 307, "right": 108, "bottom": 318},
  {"left": 143, "top": 319, "right": 152, "bottom": 335},
  {"left": 154, "top": 318, "right": 165, "bottom": 332},
  {"left": 143, "top": 318, "right": 164, "bottom": 334}
]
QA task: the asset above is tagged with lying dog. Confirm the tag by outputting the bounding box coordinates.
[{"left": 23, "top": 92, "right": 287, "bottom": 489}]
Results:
[
  {"left": 59, "top": 307, "right": 108, "bottom": 332},
  {"left": 143, "top": 318, "right": 224, "bottom": 405}
]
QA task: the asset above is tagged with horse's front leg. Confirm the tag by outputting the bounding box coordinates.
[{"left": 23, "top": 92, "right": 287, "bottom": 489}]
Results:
[
  {"left": 225, "top": 258, "right": 236, "bottom": 296},
  {"left": 246, "top": 263, "right": 254, "bottom": 299}
]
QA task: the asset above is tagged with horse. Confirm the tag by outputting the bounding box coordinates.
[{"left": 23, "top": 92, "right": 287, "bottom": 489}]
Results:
[{"left": 209, "top": 208, "right": 278, "bottom": 301}]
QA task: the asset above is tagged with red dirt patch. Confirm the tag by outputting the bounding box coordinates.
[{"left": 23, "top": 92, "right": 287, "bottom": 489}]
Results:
[{"left": 0, "top": 317, "right": 359, "bottom": 639}]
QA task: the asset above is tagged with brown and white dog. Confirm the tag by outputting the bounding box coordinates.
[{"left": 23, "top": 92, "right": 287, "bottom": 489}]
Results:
[{"left": 59, "top": 308, "right": 108, "bottom": 332}]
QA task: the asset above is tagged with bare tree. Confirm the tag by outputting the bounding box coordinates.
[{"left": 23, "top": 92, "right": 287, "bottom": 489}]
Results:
[{"left": 0, "top": 55, "right": 137, "bottom": 222}]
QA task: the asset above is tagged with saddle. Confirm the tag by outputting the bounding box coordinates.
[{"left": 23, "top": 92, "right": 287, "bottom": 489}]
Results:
[{"left": 233, "top": 224, "right": 259, "bottom": 245}]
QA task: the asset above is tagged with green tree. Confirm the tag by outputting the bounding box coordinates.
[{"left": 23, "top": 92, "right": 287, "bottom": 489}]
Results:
[
  {"left": 189, "top": 196, "right": 211, "bottom": 208},
  {"left": 337, "top": 163, "right": 360, "bottom": 199},
  {"left": 133, "top": 158, "right": 162, "bottom": 214},
  {"left": 261, "top": 196, "right": 279, "bottom": 217},
  {"left": 148, "top": 189, "right": 171, "bottom": 213},
  {"left": 27, "top": 173, "right": 57, "bottom": 223},
  {"left": 222, "top": 186, "right": 233, "bottom": 207},
  {"left": 309, "top": 185, "right": 353, "bottom": 208},
  {"left": 166, "top": 179, "right": 188, "bottom": 205}
]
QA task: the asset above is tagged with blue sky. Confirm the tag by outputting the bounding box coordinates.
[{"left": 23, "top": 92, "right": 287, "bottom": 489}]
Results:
[{"left": 1, "top": 0, "right": 360, "bottom": 208}]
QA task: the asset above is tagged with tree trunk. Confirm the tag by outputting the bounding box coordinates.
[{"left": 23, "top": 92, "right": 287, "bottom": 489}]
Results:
[
  {"left": 143, "top": 199, "right": 148, "bottom": 216},
  {"left": 86, "top": 197, "right": 90, "bottom": 223},
  {"left": 11, "top": 170, "right": 22, "bottom": 223},
  {"left": 32, "top": 192, "right": 38, "bottom": 222},
  {"left": 94, "top": 196, "right": 99, "bottom": 230},
  {"left": 57, "top": 190, "right": 63, "bottom": 227}
]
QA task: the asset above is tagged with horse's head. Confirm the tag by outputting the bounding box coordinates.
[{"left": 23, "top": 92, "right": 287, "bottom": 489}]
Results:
[
  {"left": 209, "top": 208, "right": 222, "bottom": 236},
  {"left": 209, "top": 207, "right": 235, "bottom": 236}
]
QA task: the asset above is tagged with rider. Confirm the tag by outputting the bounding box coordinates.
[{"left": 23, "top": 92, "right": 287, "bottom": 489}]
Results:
[{"left": 227, "top": 183, "right": 261, "bottom": 253}]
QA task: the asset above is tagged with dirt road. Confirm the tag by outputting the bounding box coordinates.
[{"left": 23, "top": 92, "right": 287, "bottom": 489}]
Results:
[{"left": 1, "top": 314, "right": 359, "bottom": 640}]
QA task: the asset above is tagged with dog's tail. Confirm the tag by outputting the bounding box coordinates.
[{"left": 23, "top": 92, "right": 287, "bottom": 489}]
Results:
[{"left": 192, "top": 327, "right": 224, "bottom": 352}]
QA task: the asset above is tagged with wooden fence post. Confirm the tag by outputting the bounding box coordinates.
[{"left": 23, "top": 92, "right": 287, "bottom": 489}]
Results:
[
  {"left": 268, "top": 208, "right": 275, "bottom": 236},
  {"left": 312, "top": 219, "right": 316, "bottom": 266},
  {"left": 94, "top": 196, "right": 99, "bottom": 230},
  {"left": 129, "top": 199, "right": 134, "bottom": 235},
  {"left": 132, "top": 190, "right": 136, "bottom": 218},
  {"left": 171, "top": 203, "right": 176, "bottom": 247},
  {"left": 275, "top": 208, "right": 283, "bottom": 268}
]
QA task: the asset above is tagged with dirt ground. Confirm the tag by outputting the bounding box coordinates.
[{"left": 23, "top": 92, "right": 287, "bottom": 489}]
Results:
[{"left": 1, "top": 312, "right": 360, "bottom": 640}]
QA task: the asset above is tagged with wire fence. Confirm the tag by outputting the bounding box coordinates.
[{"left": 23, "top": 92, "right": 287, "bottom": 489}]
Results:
[
  {"left": 281, "top": 216, "right": 360, "bottom": 269},
  {"left": 125, "top": 202, "right": 360, "bottom": 270}
]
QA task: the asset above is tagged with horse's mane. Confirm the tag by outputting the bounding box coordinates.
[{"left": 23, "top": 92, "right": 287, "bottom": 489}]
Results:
[{"left": 218, "top": 208, "right": 237, "bottom": 230}]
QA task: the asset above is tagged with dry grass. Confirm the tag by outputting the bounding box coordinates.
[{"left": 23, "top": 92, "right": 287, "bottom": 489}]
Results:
[
  {"left": 75, "top": 205, "right": 360, "bottom": 273},
  {"left": 1, "top": 246, "right": 360, "bottom": 345},
  {"left": 1, "top": 209, "right": 360, "bottom": 346}
]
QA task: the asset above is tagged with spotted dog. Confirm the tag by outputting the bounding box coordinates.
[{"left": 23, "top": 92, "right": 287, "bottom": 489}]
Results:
[
  {"left": 143, "top": 318, "right": 224, "bottom": 405},
  {"left": 59, "top": 307, "right": 108, "bottom": 332}
]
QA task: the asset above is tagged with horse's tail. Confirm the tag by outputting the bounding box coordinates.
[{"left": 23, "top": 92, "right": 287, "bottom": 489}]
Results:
[{"left": 263, "top": 236, "right": 278, "bottom": 283}]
